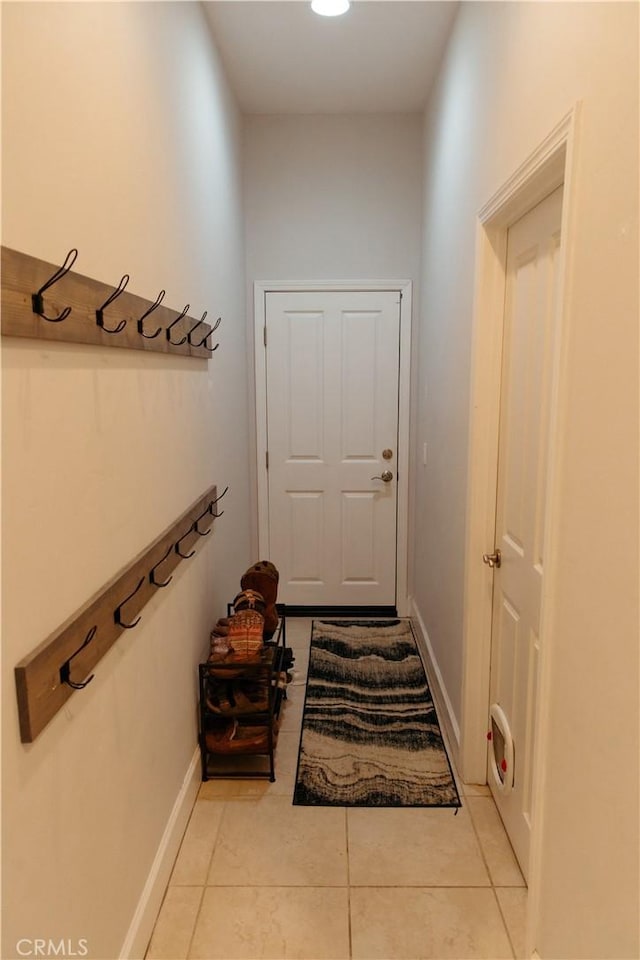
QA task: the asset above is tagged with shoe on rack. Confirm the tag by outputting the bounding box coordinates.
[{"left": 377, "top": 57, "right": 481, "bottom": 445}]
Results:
[
  {"left": 240, "top": 562, "right": 279, "bottom": 640},
  {"left": 232, "top": 589, "right": 267, "bottom": 617},
  {"left": 226, "top": 604, "right": 264, "bottom": 660}
]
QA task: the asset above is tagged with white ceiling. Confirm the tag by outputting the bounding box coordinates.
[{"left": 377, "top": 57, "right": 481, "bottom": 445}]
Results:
[{"left": 202, "top": 1, "right": 459, "bottom": 114}]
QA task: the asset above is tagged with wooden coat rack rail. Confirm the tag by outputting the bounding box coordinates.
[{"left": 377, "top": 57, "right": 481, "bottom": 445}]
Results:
[
  {"left": 1, "top": 246, "right": 220, "bottom": 359},
  {"left": 15, "top": 483, "right": 228, "bottom": 744}
]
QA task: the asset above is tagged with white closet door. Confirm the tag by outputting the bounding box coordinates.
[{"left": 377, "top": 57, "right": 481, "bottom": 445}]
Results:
[{"left": 488, "top": 186, "right": 564, "bottom": 878}]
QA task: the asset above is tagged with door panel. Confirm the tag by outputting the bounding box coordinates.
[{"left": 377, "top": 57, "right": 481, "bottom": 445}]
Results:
[
  {"left": 265, "top": 290, "right": 400, "bottom": 606},
  {"left": 341, "top": 491, "right": 377, "bottom": 581},
  {"left": 287, "top": 491, "right": 324, "bottom": 583},
  {"left": 342, "top": 311, "right": 379, "bottom": 457},
  {"left": 489, "top": 187, "right": 563, "bottom": 879}
]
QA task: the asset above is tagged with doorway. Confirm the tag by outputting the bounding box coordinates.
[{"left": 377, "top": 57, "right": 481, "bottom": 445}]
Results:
[
  {"left": 486, "top": 186, "right": 563, "bottom": 879},
  {"left": 254, "top": 281, "right": 412, "bottom": 613},
  {"left": 460, "top": 106, "right": 579, "bottom": 954}
]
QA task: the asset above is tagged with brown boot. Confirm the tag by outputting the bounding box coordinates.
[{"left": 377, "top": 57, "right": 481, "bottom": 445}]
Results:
[
  {"left": 232, "top": 589, "right": 266, "bottom": 617},
  {"left": 211, "top": 616, "right": 231, "bottom": 637},
  {"left": 225, "top": 592, "right": 265, "bottom": 660},
  {"left": 240, "top": 562, "right": 279, "bottom": 639}
]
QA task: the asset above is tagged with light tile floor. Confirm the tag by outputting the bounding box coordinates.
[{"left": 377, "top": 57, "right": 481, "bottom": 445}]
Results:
[{"left": 146, "top": 619, "right": 527, "bottom": 960}]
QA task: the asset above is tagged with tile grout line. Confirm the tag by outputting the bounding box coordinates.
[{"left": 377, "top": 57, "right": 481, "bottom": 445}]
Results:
[
  {"left": 184, "top": 799, "right": 228, "bottom": 959},
  {"left": 466, "top": 795, "right": 526, "bottom": 885},
  {"left": 146, "top": 799, "right": 203, "bottom": 960},
  {"left": 184, "top": 885, "right": 206, "bottom": 960},
  {"left": 195, "top": 882, "right": 521, "bottom": 889},
  {"left": 466, "top": 797, "right": 521, "bottom": 959},
  {"left": 465, "top": 797, "right": 497, "bottom": 887},
  {"left": 492, "top": 886, "right": 518, "bottom": 960},
  {"left": 345, "top": 807, "right": 353, "bottom": 960}
]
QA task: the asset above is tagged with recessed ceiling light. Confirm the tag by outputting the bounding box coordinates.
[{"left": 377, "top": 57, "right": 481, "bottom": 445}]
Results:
[{"left": 311, "top": 0, "right": 351, "bottom": 17}]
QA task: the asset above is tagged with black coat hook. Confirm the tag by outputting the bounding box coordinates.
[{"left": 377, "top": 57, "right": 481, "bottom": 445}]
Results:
[
  {"left": 166, "top": 304, "right": 189, "bottom": 346},
  {"left": 175, "top": 528, "right": 196, "bottom": 559},
  {"left": 32, "top": 248, "right": 78, "bottom": 322},
  {"left": 114, "top": 577, "right": 144, "bottom": 629},
  {"left": 97, "top": 274, "right": 129, "bottom": 334},
  {"left": 192, "top": 315, "right": 222, "bottom": 352},
  {"left": 208, "top": 485, "right": 229, "bottom": 519},
  {"left": 187, "top": 310, "right": 207, "bottom": 345},
  {"left": 150, "top": 544, "right": 173, "bottom": 587},
  {"left": 138, "top": 289, "right": 165, "bottom": 339},
  {"left": 60, "top": 624, "right": 96, "bottom": 690},
  {"left": 193, "top": 507, "right": 212, "bottom": 537}
]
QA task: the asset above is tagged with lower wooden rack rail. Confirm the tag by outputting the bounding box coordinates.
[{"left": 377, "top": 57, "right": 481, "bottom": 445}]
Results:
[{"left": 14, "top": 483, "right": 228, "bottom": 743}]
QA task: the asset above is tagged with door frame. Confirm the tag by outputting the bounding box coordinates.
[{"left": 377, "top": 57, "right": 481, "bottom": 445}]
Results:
[
  {"left": 254, "top": 279, "right": 413, "bottom": 616},
  {"left": 459, "top": 106, "right": 580, "bottom": 949}
]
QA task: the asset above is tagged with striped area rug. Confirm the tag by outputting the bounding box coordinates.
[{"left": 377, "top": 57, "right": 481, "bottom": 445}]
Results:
[{"left": 293, "top": 620, "right": 460, "bottom": 807}]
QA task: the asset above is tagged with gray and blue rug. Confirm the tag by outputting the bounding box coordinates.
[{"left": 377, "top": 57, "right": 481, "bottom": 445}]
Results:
[{"left": 293, "top": 620, "right": 461, "bottom": 807}]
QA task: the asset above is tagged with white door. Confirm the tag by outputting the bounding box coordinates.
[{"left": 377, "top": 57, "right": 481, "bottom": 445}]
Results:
[
  {"left": 487, "top": 187, "right": 563, "bottom": 878},
  {"left": 264, "top": 290, "right": 401, "bottom": 607}
]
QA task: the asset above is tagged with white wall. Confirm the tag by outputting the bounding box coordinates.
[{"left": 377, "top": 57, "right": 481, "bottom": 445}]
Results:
[
  {"left": 413, "top": 2, "right": 638, "bottom": 957},
  {"left": 1, "top": 3, "right": 249, "bottom": 957},
  {"left": 244, "top": 114, "right": 423, "bottom": 282},
  {"left": 243, "top": 114, "right": 424, "bottom": 558}
]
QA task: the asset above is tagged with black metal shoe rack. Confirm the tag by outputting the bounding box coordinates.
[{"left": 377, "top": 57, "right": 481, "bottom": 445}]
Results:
[{"left": 198, "top": 607, "right": 286, "bottom": 783}]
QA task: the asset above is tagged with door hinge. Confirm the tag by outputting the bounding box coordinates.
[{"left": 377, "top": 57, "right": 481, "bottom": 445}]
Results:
[
  {"left": 266, "top": 450, "right": 269, "bottom": 470},
  {"left": 263, "top": 326, "right": 267, "bottom": 348}
]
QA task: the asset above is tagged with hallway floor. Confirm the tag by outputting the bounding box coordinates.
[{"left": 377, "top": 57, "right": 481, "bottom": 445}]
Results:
[{"left": 146, "top": 619, "right": 527, "bottom": 960}]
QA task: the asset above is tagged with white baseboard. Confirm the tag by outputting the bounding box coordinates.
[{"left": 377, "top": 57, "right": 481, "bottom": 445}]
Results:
[
  {"left": 120, "top": 748, "right": 201, "bottom": 960},
  {"left": 409, "top": 596, "right": 461, "bottom": 772}
]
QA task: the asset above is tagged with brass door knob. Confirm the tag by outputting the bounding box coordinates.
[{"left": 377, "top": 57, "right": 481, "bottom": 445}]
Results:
[
  {"left": 482, "top": 549, "right": 502, "bottom": 568},
  {"left": 371, "top": 470, "right": 393, "bottom": 483}
]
